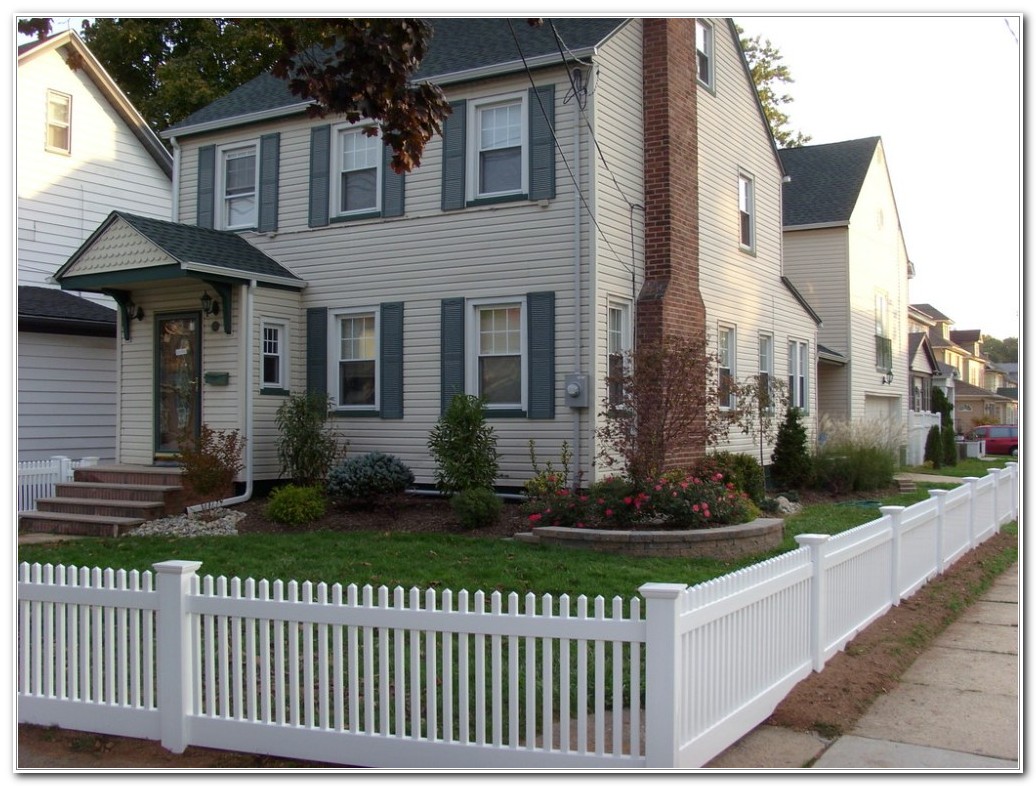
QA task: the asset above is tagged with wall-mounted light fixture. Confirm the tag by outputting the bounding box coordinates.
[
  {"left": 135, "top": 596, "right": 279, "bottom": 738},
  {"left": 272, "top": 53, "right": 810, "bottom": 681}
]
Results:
[
  {"left": 125, "top": 299, "right": 144, "bottom": 321},
  {"left": 881, "top": 369, "right": 895, "bottom": 385},
  {"left": 200, "top": 291, "right": 220, "bottom": 318}
]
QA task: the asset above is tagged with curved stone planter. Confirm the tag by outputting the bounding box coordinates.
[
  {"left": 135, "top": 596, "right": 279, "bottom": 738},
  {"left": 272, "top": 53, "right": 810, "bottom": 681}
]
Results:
[{"left": 513, "top": 518, "right": 784, "bottom": 560}]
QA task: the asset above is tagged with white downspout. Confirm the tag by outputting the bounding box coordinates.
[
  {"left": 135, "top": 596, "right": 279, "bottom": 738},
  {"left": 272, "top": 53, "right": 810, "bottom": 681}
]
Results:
[
  {"left": 571, "top": 95, "right": 583, "bottom": 487},
  {"left": 169, "top": 136, "right": 180, "bottom": 222},
  {"left": 188, "top": 280, "right": 254, "bottom": 511}
]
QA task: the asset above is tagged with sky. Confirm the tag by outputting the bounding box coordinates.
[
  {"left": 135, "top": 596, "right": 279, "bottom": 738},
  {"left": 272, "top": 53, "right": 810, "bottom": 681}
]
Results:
[{"left": 17, "top": 11, "right": 1024, "bottom": 341}]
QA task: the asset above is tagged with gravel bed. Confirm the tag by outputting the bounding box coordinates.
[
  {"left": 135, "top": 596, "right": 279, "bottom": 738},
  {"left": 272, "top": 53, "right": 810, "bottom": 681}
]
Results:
[{"left": 130, "top": 509, "right": 245, "bottom": 538}]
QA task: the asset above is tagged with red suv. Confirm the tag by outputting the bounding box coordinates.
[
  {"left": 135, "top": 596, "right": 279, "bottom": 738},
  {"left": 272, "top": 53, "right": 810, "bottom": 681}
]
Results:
[{"left": 971, "top": 425, "right": 1018, "bottom": 456}]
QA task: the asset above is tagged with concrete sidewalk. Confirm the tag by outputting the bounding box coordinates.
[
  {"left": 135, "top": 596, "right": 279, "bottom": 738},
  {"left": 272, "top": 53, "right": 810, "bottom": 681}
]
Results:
[{"left": 708, "top": 562, "right": 1020, "bottom": 770}]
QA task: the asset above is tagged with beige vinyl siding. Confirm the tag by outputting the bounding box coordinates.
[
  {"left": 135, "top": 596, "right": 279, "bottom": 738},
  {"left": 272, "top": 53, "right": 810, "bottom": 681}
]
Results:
[
  {"left": 17, "top": 44, "right": 171, "bottom": 299},
  {"left": 588, "top": 20, "right": 645, "bottom": 480},
  {"left": 176, "top": 69, "right": 585, "bottom": 487},
  {"left": 18, "top": 332, "right": 117, "bottom": 461},
  {"left": 696, "top": 19, "right": 818, "bottom": 457}
]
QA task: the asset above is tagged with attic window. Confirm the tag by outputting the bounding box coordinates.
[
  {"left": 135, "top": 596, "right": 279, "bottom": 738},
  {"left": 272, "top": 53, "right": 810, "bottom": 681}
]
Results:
[
  {"left": 696, "top": 20, "right": 714, "bottom": 90},
  {"left": 45, "top": 90, "right": 71, "bottom": 154}
]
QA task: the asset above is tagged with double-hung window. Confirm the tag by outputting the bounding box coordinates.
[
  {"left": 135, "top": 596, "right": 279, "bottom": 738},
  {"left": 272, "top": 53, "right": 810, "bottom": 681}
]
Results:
[
  {"left": 739, "top": 172, "right": 755, "bottom": 250},
  {"left": 788, "top": 339, "right": 809, "bottom": 410},
  {"left": 696, "top": 20, "right": 715, "bottom": 90},
  {"left": 471, "top": 300, "right": 525, "bottom": 409},
  {"left": 45, "top": 90, "right": 71, "bottom": 154},
  {"left": 758, "top": 333, "right": 774, "bottom": 412},
  {"left": 261, "top": 321, "right": 288, "bottom": 391},
  {"left": 335, "top": 309, "right": 378, "bottom": 409},
  {"left": 334, "top": 124, "right": 381, "bottom": 216},
  {"left": 607, "top": 302, "right": 631, "bottom": 408},
  {"left": 469, "top": 93, "right": 527, "bottom": 200},
  {"left": 874, "top": 290, "right": 892, "bottom": 372},
  {"left": 718, "top": 325, "right": 736, "bottom": 409},
  {"left": 218, "top": 142, "right": 258, "bottom": 230}
]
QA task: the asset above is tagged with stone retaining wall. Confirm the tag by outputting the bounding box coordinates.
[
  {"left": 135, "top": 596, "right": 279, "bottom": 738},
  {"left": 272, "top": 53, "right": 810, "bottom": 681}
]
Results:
[{"left": 513, "top": 518, "right": 785, "bottom": 560}]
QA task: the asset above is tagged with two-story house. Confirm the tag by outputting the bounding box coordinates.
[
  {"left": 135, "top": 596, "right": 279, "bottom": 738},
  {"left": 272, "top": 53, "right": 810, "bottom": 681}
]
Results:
[
  {"left": 52, "top": 18, "right": 819, "bottom": 496},
  {"left": 17, "top": 30, "right": 173, "bottom": 461},
  {"left": 779, "top": 137, "right": 911, "bottom": 460}
]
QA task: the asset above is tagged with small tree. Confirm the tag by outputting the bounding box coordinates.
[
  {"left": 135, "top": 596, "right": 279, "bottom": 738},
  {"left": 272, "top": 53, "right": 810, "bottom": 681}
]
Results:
[
  {"left": 177, "top": 423, "right": 245, "bottom": 508},
  {"left": 731, "top": 375, "right": 789, "bottom": 472},
  {"left": 770, "top": 406, "right": 812, "bottom": 490},
  {"left": 924, "top": 425, "right": 943, "bottom": 468},
  {"left": 597, "top": 335, "right": 729, "bottom": 485},
  {"left": 941, "top": 425, "right": 958, "bottom": 467},
  {"left": 427, "top": 394, "right": 499, "bottom": 496},
  {"left": 931, "top": 387, "right": 954, "bottom": 429},
  {"left": 275, "top": 393, "right": 343, "bottom": 487}
]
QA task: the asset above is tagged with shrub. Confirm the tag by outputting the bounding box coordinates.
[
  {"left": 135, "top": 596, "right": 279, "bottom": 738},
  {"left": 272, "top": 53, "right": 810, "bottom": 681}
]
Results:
[
  {"left": 275, "top": 393, "right": 343, "bottom": 486},
  {"left": 771, "top": 407, "right": 812, "bottom": 490},
  {"left": 694, "top": 452, "right": 765, "bottom": 504},
  {"left": 941, "top": 425, "right": 958, "bottom": 467},
  {"left": 450, "top": 487, "right": 503, "bottom": 530},
  {"left": 641, "top": 473, "right": 755, "bottom": 529},
  {"left": 524, "top": 439, "right": 572, "bottom": 499},
  {"left": 924, "top": 425, "right": 943, "bottom": 468},
  {"left": 327, "top": 452, "right": 414, "bottom": 502},
  {"left": 264, "top": 484, "right": 326, "bottom": 526},
  {"left": 177, "top": 423, "right": 245, "bottom": 504},
  {"left": 587, "top": 476, "right": 643, "bottom": 528},
  {"left": 427, "top": 395, "right": 498, "bottom": 495}
]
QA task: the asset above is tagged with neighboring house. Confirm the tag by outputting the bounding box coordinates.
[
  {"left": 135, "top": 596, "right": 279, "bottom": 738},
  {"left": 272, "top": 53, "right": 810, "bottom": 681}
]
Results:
[
  {"left": 779, "top": 137, "right": 912, "bottom": 458},
  {"left": 986, "top": 361, "right": 1019, "bottom": 423},
  {"left": 905, "top": 311, "right": 941, "bottom": 465},
  {"left": 909, "top": 303, "right": 1015, "bottom": 433},
  {"left": 53, "top": 18, "right": 819, "bottom": 493},
  {"left": 17, "top": 30, "right": 173, "bottom": 462}
]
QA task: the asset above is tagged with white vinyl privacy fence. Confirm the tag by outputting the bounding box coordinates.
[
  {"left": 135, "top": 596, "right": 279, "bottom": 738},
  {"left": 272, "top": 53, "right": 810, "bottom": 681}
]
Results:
[
  {"left": 17, "top": 456, "right": 99, "bottom": 512},
  {"left": 18, "top": 464, "right": 1018, "bottom": 769}
]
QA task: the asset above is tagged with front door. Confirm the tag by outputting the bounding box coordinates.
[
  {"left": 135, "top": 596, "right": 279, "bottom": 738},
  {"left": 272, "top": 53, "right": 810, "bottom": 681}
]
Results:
[{"left": 155, "top": 313, "right": 202, "bottom": 457}]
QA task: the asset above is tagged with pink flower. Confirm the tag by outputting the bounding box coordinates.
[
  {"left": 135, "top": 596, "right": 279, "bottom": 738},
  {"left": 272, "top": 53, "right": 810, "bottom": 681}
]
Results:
[
  {"left": 680, "top": 481, "right": 689, "bottom": 489},
  {"left": 624, "top": 496, "right": 633, "bottom": 505},
  {"left": 704, "top": 510, "right": 711, "bottom": 518},
  {"left": 529, "top": 513, "right": 543, "bottom": 523},
  {"left": 654, "top": 484, "right": 663, "bottom": 491},
  {"left": 605, "top": 509, "right": 614, "bottom": 517},
  {"left": 692, "top": 504, "right": 700, "bottom": 513}
]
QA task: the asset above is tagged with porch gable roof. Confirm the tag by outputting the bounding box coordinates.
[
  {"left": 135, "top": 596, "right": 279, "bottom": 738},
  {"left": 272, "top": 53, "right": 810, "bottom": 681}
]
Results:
[{"left": 54, "top": 211, "right": 305, "bottom": 291}]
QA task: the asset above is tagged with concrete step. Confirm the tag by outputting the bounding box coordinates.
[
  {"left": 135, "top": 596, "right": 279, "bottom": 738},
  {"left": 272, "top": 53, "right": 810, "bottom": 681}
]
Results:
[
  {"left": 54, "top": 481, "right": 184, "bottom": 514},
  {"left": 37, "top": 497, "right": 165, "bottom": 519},
  {"left": 73, "top": 464, "right": 185, "bottom": 487},
  {"left": 19, "top": 511, "right": 145, "bottom": 538}
]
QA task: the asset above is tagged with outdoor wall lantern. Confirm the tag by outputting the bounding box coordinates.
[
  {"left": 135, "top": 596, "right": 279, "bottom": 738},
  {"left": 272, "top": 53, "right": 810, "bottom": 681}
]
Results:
[
  {"left": 200, "top": 291, "right": 220, "bottom": 317},
  {"left": 126, "top": 300, "right": 144, "bottom": 321},
  {"left": 881, "top": 369, "right": 894, "bottom": 385}
]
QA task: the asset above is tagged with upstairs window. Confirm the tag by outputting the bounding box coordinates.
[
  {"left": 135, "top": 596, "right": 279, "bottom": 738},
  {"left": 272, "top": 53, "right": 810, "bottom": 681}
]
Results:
[
  {"left": 219, "top": 142, "right": 258, "bottom": 230},
  {"left": 45, "top": 90, "right": 71, "bottom": 154},
  {"left": 696, "top": 20, "right": 715, "bottom": 90},
  {"left": 333, "top": 125, "right": 381, "bottom": 217},
  {"left": 874, "top": 290, "right": 891, "bottom": 371},
  {"left": 739, "top": 173, "right": 755, "bottom": 250},
  {"left": 469, "top": 93, "right": 528, "bottom": 200}
]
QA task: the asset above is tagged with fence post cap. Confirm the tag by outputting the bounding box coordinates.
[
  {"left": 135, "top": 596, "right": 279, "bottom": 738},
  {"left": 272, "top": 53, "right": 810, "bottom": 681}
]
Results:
[
  {"left": 928, "top": 488, "right": 950, "bottom": 497},
  {"left": 962, "top": 476, "right": 980, "bottom": 483},
  {"left": 153, "top": 560, "right": 203, "bottom": 574},
  {"left": 794, "top": 534, "right": 830, "bottom": 547},
  {"left": 638, "top": 582, "right": 687, "bottom": 599},
  {"left": 879, "top": 505, "right": 907, "bottom": 515}
]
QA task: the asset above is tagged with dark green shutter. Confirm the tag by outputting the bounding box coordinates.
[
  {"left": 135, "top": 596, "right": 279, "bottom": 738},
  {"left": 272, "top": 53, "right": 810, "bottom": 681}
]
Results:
[
  {"left": 309, "top": 125, "right": 331, "bottom": 227},
  {"left": 528, "top": 85, "right": 556, "bottom": 201},
  {"left": 258, "top": 133, "right": 280, "bottom": 232},
  {"left": 527, "top": 291, "right": 555, "bottom": 419},
  {"left": 197, "top": 145, "right": 215, "bottom": 228},
  {"left": 380, "top": 302, "right": 404, "bottom": 418},
  {"left": 382, "top": 145, "right": 405, "bottom": 218},
  {"left": 306, "top": 307, "right": 328, "bottom": 396},
  {"left": 440, "top": 298, "right": 465, "bottom": 413},
  {"left": 441, "top": 100, "right": 467, "bottom": 211}
]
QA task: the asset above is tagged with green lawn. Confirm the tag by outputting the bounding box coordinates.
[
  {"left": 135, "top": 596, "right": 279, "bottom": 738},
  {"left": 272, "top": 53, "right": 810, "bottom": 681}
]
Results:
[
  {"left": 904, "top": 457, "right": 1013, "bottom": 478},
  {"left": 12, "top": 483, "right": 981, "bottom": 600}
]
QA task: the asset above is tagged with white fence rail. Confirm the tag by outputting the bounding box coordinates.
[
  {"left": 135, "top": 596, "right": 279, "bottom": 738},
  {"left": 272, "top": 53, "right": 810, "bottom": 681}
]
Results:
[
  {"left": 18, "top": 464, "right": 1018, "bottom": 769},
  {"left": 17, "top": 456, "right": 100, "bottom": 512}
]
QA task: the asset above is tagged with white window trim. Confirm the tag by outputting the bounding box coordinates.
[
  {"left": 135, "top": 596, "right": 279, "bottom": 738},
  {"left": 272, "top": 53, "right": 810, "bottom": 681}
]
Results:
[
  {"left": 466, "top": 91, "right": 529, "bottom": 202},
  {"left": 718, "top": 323, "right": 736, "bottom": 411},
  {"left": 738, "top": 171, "right": 756, "bottom": 251},
  {"left": 758, "top": 332, "right": 774, "bottom": 412},
  {"left": 607, "top": 299, "right": 632, "bottom": 408},
  {"left": 788, "top": 338, "right": 809, "bottom": 412},
  {"left": 696, "top": 19, "right": 715, "bottom": 90},
  {"left": 466, "top": 296, "right": 527, "bottom": 411},
  {"left": 260, "top": 319, "right": 289, "bottom": 390},
  {"left": 328, "top": 307, "right": 380, "bottom": 411},
  {"left": 45, "top": 89, "right": 72, "bottom": 154},
  {"left": 216, "top": 140, "right": 259, "bottom": 231},
  {"left": 330, "top": 122, "right": 382, "bottom": 218}
]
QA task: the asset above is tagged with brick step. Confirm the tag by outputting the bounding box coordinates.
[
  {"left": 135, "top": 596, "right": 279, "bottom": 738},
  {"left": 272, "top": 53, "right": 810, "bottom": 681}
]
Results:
[
  {"left": 54, "top": 482, "right": 184, "bottom": 514},
  {"left": 19, "top": 511, "right": 145, "bottom": 538},
  {"left": 896, "top": 479, "right": 918, "bottom": 492},
  {"left": 74, "top": 464, "right": 185, "bottom": 488},
  {"left": 37, "top": 497, "right": 166, "bottom": 519}
]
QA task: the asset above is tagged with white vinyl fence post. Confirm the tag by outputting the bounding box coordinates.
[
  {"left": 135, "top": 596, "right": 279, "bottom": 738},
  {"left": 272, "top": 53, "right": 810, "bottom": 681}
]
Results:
[
  {"left": 928, "top": 489, "right": 948, "bottom": 574},
  {"left": 154, "top": 560, "right": 202, "bottom": 754},
  {"left": 963, "top": 477, "right": 980, "bottom": 547},
  {"left": 987, "top": 468, "right": 1002, "bottom": 528},
  {"left": 880, "top": 506, "right": 906, "bottom": 605},
  {"left": 53, "top": 455, "right": 72, "bottom": 483},
  {"left": 639, "top": 582, "right": 687, "bottom": 768},
  {"left": 1007, "top": 462, "right": 1018, "bottom": 521},
  {"left": 794, "top": 534, "right": 830, "bottom": 672}
]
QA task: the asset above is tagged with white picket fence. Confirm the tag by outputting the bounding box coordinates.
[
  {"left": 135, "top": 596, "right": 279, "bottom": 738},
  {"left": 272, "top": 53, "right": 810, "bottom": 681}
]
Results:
[
  {"left": 18, "top": 464, "right": 1018, "bottom": 769},
  {"left": 17, "top": 456, "right": 100, "bottom": 512}
]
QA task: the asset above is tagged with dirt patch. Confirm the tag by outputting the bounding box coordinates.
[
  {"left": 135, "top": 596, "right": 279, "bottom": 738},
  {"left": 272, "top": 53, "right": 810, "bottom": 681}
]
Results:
[{"left": 17, "top": 491, "right": 1016, "bottom": 769}]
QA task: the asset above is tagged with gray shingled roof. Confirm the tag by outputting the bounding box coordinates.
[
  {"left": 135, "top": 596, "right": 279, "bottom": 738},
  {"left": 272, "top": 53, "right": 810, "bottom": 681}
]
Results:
[
  {"left": 910, "top": 303, "right": 953, "bottom": 323},
  {"left": 778, "top": 137, "right": 880, "bottom": 227},
  {"left": 166, "top": 18, "right": 626, "bottom": 133},
  {"left": 950, "top": 329, "right": 982, "bottom": 345},
  {"left": 19, "top": 285, "right": 117, "bottom": 323}
]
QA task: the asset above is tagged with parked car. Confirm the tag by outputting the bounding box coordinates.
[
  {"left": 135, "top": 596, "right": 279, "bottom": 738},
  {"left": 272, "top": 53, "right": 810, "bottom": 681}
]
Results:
[{"left": 971, "top": 425, "right": 1018, "bottom": 456}]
